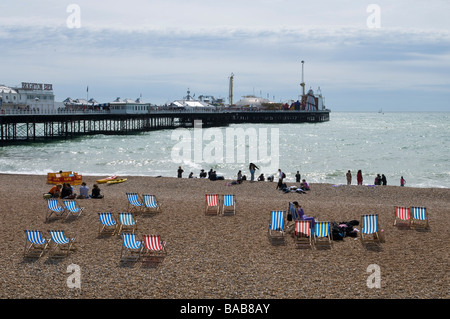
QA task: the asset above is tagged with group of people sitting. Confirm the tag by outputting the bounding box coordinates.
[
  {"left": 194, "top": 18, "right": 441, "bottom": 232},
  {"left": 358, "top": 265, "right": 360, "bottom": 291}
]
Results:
[{"left": 45, "top": 182, "right": 103, "bottom": 199}]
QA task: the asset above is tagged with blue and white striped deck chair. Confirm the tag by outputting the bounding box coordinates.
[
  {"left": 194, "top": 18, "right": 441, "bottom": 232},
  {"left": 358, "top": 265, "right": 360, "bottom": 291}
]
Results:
[
  {"left": 142, "top": 194, "right": 162, "bottom": 213},
  {"left": 63, "top": 200, "right": 83, "bottom": 219},
  {"left": 45, "top": 199, "right": 66, "bottom": 222},
  {"left": 411, "top": 206, "right": 429, "bottom": 229},
  {"left": 118, "top": 212, "right": 137, "bottom": 234},
  {"left": 24, "top": 230, "right": 49, "bottom": 258},
  {"left": 120, "top": 233, "right": 143, "bottom": 262},
  {"left": 222, "top": 194, "right": 236, "bottom": 216},
  {"left": 360, "top": 214, "right": 380, "bottom": 243},
  {"left": 126, "top": 193, "right": 143, "bottom": 213},
  {"left": 48, "top": 230, "right": 76, "bottom": 257},
  {"left": 313, "top": 221, "right": 332, "bottom": 248},
  {"left": 98, "top": 212, "right": 118, "bottom": 236},
  {"left": 268, "top": 210, "right": 286, "bottom": 244}
]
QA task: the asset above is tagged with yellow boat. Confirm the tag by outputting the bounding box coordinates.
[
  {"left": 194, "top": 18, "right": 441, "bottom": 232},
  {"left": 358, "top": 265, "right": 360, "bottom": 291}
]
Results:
[
  {"left": 96, "top": 175, "right": 118, "bottom": 184},
  {"left": 106, "top": 178, "right": 127, "bottom": 185}
]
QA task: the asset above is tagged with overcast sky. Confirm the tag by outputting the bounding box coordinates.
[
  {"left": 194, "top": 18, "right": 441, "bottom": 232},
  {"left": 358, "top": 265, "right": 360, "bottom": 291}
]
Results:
[{"left": 1, "top": 0, "right": 449, "bottom": 111}]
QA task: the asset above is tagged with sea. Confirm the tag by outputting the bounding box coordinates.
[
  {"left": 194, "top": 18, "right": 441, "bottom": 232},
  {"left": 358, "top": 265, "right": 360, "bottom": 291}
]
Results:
[{"left": 0, "top": 112, "right": 448, "bottom": 188}]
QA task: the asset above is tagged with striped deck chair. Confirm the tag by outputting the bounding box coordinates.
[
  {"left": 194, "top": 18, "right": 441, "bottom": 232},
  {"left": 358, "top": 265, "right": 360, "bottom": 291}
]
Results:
[
  {"left": 142, "top": 194, "right": 162, "bottom": 213},
  {"left": 411, "top": 206, "right": 429, "bottom": 229},
  {"left": 45, "top": 199, "right": 66, "bottom": 222},
  {"left": 394, "top": 206, "right": 410, "bottom": 227},
  {"left": 118, "top": 212, "right": 137, "bottom": 235},
  {"left": 126, "top": 192, "right": 143, "bottom": 213},
  {"left": 294, "top": 220, "right": 313, "bottom": 249},
  {"left": 24, "top": 230, "right": 49, "bottom": 258},
  {"left": 48, "top": 230, "right": 76, "bottom": 257},
  {"left": 205, "top": 194, "right": 220, "bottom": 215},
  {"left": 63, "top": 200, "right": 83, "bottom": 219},
  {"left": 314, "top": 221, "right": 332, "bottom": 248},
  {"left": 120, "top": 233, "right": 143, "bottom": 262},
  {"left": 268, "top": 210, "right": 286, "bottom": 244},
  {"left": 222, "top": 194, "right": 236, "bottom": 216},
  {"left": 360, "top": 214, "right": 380, "bottom": 243},
  {"left": 142, "top": 235, "right": 167, "bottom": 260},
  {"left": 98, "top": 212, "right": 118, "bottom": 236}
]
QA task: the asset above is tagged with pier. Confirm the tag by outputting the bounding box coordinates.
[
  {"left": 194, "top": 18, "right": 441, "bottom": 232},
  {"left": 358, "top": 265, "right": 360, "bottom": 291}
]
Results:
[{"left": 0, "top": 109, "right": 329, "bottom": 146}]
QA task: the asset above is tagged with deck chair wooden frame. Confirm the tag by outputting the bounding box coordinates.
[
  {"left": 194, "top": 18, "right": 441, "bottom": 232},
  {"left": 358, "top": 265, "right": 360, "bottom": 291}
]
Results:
[
  {"left": 48, "top": 230, "right": 77, "bottom": 258},
  {"left": 24, "top": 230, "right": 49, "bottom": 258},
  {"left": 221, "top": 194, "right": 236, "bottom": 216},
  {"left": 294, "top": 220, "right": 313, "bottom": 249},
  {"left": 410, "top": 206, "right": 429, "bottom": 229},
  {"left": 360, "top": 214, "right": 380, "bottom": 243},
  {"left": 393, "top": 206, "right": 411, "bottom": 227},
  {"left": 118, "top": 212, "right": 137, "bottom": 235},
  {"left": 142, "top": 235, "right": 167, "bottom": 261},
  {"left": 268, "top": 210, "right": 286, "bottom": 245},
  {"left": 142, "top": 194, "right": 162, "bottom": 214},
  {"left": 120, "top": 233, "right": 143, "bottom": 262},
  {"left": 45, "top": 199, "right": 66, "bottom": 222},
  {"left": 98, "top": 212, "right": 118, "bottom": 236},
  {"left": 126, "top": 192, "right": 144, "bottom": 213},
  {"left": 205, "top": 194, "right": 220, "bottom": 216},
  {"left": 313, "top": 221, "right": 332, "bottom": 249},
  {"left": 63, "top": 199, "right": 84, "bottom": 220}
]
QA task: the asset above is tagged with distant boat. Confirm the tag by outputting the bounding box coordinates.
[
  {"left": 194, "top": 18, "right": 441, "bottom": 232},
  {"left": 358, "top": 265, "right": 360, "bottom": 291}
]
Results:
[{"left": 378, "top": 108, "right": 384, "bottom": 114}]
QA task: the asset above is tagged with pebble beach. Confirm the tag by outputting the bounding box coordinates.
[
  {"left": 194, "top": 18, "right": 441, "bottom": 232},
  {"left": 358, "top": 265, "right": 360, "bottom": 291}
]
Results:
[{"left": 0, "top": 173, "right": 448, "bottom": 300}]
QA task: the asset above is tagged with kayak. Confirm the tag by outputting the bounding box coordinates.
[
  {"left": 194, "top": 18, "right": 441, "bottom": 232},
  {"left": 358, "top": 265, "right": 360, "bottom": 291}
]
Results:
[
  {"left": 96, "top": 175, "right": 118, "bottom": 184},
  {"left": 106, "top": 178, "right": 127, "bottom": 185}
]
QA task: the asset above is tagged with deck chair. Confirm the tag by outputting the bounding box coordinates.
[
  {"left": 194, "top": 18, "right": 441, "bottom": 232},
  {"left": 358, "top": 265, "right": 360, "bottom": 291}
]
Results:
[
  {"left": 126, "top": 192, "right": 143, "bottom": 213},
  {"left": 63, "top": 200, "right": 83, "bottom": 219},
  {"left": 45, "top": 199, "right": 66, "bottom": 222},
  {"left": 314, "top": 221, "right": 332, "bottom": 248},
  {"left": 120, "top": 233, "right": 143, "bottom": 262},
  {"left": 222, "top": 194, "right": 236, "bottom": 216},
  {"left": 294, "top": 220, "right": 313, "bottom": 249},
  {"left": 411, "top": 206, "right": 429, "bottom": 229},
  {"left": 24, "top": 230, "right": 49, "bottom": 258},
  {"left": 142, "top": 194, "right": 162, "bottom": 214},
  {"left": 205, "top": 194, "right": 220, "bottom": 215},
  {"left": 142, "top": 235, "right": 167, "bottom": 261},
  {"left": 394, "top": 206, "right": 410, "bottom": 227},
  {"left": 118, "top": 212, "right": 137, "bottom": 235},
  {"left": 268, "top": 210, "right": 286, "bottom": 244},
  {"left": 48, "top": 230, "right": 77, "bottom": 257},
  {"left": 360, "top": 214, "right": 380, "bottom": 243},
  {"left": 98, "top": 212, "right": 118, "bottom": 236}
]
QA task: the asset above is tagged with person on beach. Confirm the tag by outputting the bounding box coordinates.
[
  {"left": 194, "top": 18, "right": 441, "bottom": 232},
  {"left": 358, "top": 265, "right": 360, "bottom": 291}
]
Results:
[
  {"left": 374, "top": 174, "right": 382, "bottom": 185},
  {"left": 188, "top": 172, "right": 194, "bottom": 178},
  {"left": 249, "top": 163, "right": 259, "bottom": 182},
  {"left": 300, "top": 179, "right": 310, "bottom": 191},
  {"left": 77, "top": 182, "right": 89, "bottom": 199},
  {"left": 199, "top": 169, "right": 207, "bottom": 178},
  {"left": 257, "top": 173, "right": 265, "bottom": 181},
  {"left": 346, "top": 170, "right": 352, "bottom": 185},
  {"left": 400, "top": 176, "right": 406, "bottom": 187},
  {"left": 90, "top": 184, "right": 103, "bottom": 199},
  {"left": 381, "top": 174, "right": 387, "bottom": 186},
  {"left": 292, "top": 201, "right": 315, "bottom": 229},
  {"left": 47, "top": 184, "right": 62, "bottom": 198},
  {"left": 295, "top": 171, "right": 301, "bottom": 183},
  {"left": 237, "top": 170, "right": 243, "bottom": 184},
  {"left": 61, "top": 183, "right": 76, "bottom": 199},
  {"left": 177, "top": 166, "right": 184, "bottom": 178},
  {"left": 357, "top": 170, "right": 363, "bottom": 185}
]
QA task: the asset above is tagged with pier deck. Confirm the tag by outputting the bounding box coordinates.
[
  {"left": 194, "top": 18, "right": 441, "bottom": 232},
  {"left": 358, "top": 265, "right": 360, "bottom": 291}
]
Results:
[{"left": 0, "top": 109, "right": 329, "bottom": 146}]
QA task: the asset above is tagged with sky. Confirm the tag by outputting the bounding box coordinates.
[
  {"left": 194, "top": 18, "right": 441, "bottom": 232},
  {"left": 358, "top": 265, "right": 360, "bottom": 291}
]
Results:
[{"left": 1, "top": 0, "right": 449, "bottom": 111}]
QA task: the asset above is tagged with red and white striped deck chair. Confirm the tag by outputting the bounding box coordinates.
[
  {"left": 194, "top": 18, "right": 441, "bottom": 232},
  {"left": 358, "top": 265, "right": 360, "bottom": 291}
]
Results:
[
  {"left": 142, "top": 235, "right": 167, "bottom": 261},
  {"left": 205, "top": 194, "right": 220, "bottom": 215},
  {"left": 294, "top": 220, "right": 313, "bottom": 249},
  {"left": 394, "top": 206, "right": 411, "bottom": 227}
]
